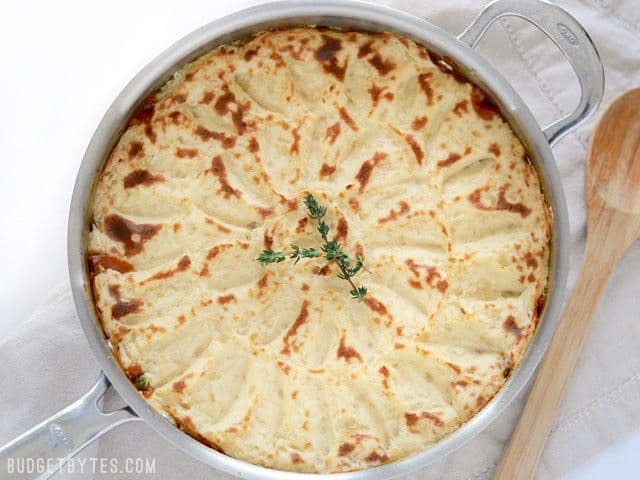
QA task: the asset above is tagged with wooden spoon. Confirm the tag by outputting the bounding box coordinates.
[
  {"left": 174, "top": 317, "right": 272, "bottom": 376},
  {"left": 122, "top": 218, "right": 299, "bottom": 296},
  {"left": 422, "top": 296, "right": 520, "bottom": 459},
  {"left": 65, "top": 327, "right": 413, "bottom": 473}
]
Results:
[{"left": 495, "top": 88, "right": 640, "bottom": 479}]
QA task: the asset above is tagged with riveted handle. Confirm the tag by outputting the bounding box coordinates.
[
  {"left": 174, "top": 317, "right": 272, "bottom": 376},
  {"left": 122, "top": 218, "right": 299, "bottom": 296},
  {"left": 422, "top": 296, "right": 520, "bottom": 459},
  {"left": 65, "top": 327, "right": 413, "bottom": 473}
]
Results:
[
  {"left": 458, "top": 0, "right": 604, "bottom": 146},
  {"left": 0, "top": 373, "right": 140, "bottom": 479}
]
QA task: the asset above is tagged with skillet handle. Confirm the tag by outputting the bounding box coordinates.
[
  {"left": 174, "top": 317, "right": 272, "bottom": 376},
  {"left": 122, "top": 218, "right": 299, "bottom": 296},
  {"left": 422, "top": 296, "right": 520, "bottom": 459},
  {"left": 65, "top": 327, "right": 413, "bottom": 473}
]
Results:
[
  {"left": 457, "top": 0, "right": 604, "bottom": 146},
  {"left": 0, "top": 373, "right": 140, "bottom": 479}
]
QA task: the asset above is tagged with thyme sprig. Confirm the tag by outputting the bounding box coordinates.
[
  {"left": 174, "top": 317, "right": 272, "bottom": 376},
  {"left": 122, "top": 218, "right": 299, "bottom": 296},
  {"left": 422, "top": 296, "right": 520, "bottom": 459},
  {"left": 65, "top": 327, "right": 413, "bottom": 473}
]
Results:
[{"left": 257, "top": 194, "right": 367, "bottom": 301}]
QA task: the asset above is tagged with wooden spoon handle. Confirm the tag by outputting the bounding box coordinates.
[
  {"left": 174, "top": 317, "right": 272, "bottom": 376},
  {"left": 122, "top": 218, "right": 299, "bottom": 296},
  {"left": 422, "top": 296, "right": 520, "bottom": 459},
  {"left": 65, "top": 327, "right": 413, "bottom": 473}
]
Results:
[{"left": 494, "top": 247, "right": 615, "bottom": 479}]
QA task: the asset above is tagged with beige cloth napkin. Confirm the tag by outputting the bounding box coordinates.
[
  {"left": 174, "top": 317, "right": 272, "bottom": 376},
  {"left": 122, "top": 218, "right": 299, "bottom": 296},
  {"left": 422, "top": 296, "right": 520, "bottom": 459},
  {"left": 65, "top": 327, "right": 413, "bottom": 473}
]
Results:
[{"left": 2, "top": 0, "right": 639, "bottom": 478}]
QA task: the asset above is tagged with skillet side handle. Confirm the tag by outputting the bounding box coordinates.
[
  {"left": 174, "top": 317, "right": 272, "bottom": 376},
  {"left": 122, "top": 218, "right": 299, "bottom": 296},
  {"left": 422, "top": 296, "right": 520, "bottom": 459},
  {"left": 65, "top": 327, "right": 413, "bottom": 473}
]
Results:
[
  {"left": 0, "top": 373, "right": 140, "bottom": 479},
  {"left": 458, "top": 0, "right": 604, "bottom": 147}
]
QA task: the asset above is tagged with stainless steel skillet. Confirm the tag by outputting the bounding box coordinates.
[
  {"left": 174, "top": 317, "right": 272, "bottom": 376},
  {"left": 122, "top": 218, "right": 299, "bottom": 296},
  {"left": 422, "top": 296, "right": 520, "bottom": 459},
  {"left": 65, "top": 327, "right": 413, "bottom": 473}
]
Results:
[{"left": 0, "top": 0, "right": 603, "bottom": 478}]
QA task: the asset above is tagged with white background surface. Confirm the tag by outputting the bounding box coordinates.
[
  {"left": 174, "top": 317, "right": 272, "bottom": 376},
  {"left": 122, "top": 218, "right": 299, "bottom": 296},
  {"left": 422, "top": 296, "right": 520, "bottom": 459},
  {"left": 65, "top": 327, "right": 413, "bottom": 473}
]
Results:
[{"left": 1, "top": 0, "right": 638, "bottom": 478}]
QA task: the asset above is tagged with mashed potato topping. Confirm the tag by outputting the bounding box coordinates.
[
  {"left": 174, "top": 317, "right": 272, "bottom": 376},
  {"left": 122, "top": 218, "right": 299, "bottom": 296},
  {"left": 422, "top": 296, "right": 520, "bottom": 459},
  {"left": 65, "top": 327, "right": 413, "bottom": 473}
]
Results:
[{"left": 87, "top": 28, "right": 550, "bottom": 472}]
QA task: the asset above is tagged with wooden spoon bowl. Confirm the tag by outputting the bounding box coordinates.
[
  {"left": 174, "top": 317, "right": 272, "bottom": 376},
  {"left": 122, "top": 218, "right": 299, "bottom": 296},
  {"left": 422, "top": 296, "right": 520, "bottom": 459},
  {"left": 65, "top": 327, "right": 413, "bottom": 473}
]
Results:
[{"left": 495, "top": 88, "right": 640, "bottom": 479}]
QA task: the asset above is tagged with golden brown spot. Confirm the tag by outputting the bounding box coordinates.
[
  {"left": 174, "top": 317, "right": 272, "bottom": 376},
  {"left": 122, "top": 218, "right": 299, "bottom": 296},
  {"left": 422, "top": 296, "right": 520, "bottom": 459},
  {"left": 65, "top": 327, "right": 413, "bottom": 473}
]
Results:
[
  {"left": 200, "top": 91, "right": 214, "bottom": 104},
  {"left": 317, "top": 264, "right": 331, "bottom": 276},
  {"left": 205, "top": 155, "right": 241, "bottom": 199},
  {"left": 290, "top": 124, "right": 301, "bottom": 154},
  {"left": 142, "top": 256, "right": 191, "bottom": 284},
  {"left": 123, "top": 169, "right": 164, "bottom": 188},
  {"left": 206, "top": 243, "right": 233, "bottom": 260},
  {"left": 348, "top": 197, "right": 360, "bottom": 212},
  {"left": 337, "top": 334, "right": 362, "bottom": 363},
  {"left": 368, "top": 53, "right": 396, "bottom": 75},
  {"left": 488, "top": 143, "right": 501, "bottom": 156},
  {"left": 422, "top": 412, "right": 444, "bottom": 427},
  {"left": 268, "top": 51, "right": 286, "bottom": 68},
  {"left": 257, "top": 206, "right": 274, "bottom": 218},
  {"left": 503, "top": 315, "right": 523, "bottom": 340},
  {"left": 194, "top": 125, "right": 236, "bottom": 149},
  {"left": 144, "top": 323, "right": 167, "bottom": 333},
  {"left": 295, "top": 217, "right": 309, "bottom": 234},
  {"left": 175, "top": 147, "right": 198, "bottom": 158},
  {"left": 301, "top": 283, "right": 310, "bottom": 292},
  {"left": 319, "top": 162, "right": 337, "bottom": 178},
  {"left": 404, "top": 412, "right": 419, "bottom": 427},
  {"left": 281, "top": 300, "right": 310, "bottom": 355},
  {"left": 257, "top": 273, "right": 269, "bottom": 290},
  {"left": 213, "top": 85, "right": 254, "bottom": 135},
  {"left": 365, "top": 451, "right": 390, "bottom": 463},
  {"left": 468, "top": 185, "right": 532, "bottom": 218},
  {"left": 378, "top": 201, "right": 410, "bottom": 223},
  {"left": 244, "top": 48, "right": 258, "bottom": 61},
  {"left": 338, "top": 442, "right": 356, "bottom": 457},
  {"left": 263, "top": 231, "right": 273, "bottom": 249},
  {"left": 143, "top": 124, "right": 156, "bottom": 144},
  {"left": 364, "top": 296, "right": 388, "bottom": 316},
  {"left": 88, "top": 254, "right": 134, "bottom": 275},
  {"left": 125, "top": 364, "right": 143, "bottom": 380},
  {"left": 247, "top": 137, "right": 259, "bottom": 153},
  {"left": 128, "top": 94, "right": 156, "bottom": 127},
  {"left": 418, "top": 73, "right": 434, "bottom": 105},
  {"left": 523, "top": 251, "right": 538, "bottom": 269},
  {"left": 446, "top": 362, "right": 462, "bottom": 374},
  {"left": 471, "top": 85, "right": 499, "bottom": 120},
  {"left": 412, "top": 116, "right": 428, "bottom": 130},
  {"left": 437, "top": 152, "right": 461, "bottom": 168},
  {"left": 108, "top": 284, "right": 143, "bottom": 320},
  {"left": 405, "top": 411, "right": 444, "bottom": 429},
  {"left": 175, "top": 417, "right": 225, "bottom": 453},
  {"left": 314, "top": 35, "right": 347, "bottom": 81},
  {"left": 290, "top": 452, "right": 303, "bottom": 464},
  {"left": 217, "top": 294, "right": 236, "bottom": 305},
  {"left": 403, "top": 134, "right": 424, "bottom": 165},
  {"left": 368, "top": 84, "right": 394, "bottom": 109},
  {"left": 104, "top": 214, "right": 161, "bottom": 257},
  {"left": 127, "top": 141, "right": 143, "bottom": 159},
  {"left": 453, "top": 100, "right": 469, "bottom": 116},
  {"left": 428, "top": 52, "right": 467, "bottom": 83},
  {"left": 379, "top": 365, "right": 390, "bottom": 389},
  {"left": 277, "top": 361, "right": 291, "bottom": 375},
  {"left": 172, "top": 380, "right": 186, "bottom": 393},
  {"left": 355, "top": 152, "right": 387, "bottom": 192},
  {"left": 167, "top": 111, "right": 186, "bottom": 126},
  {"left": 325, "top": 122, "right": 341, "bottom": 144},
  {"left": 358, "top": 40, "right": 373, "bottom": 58},
  {"left": 335, "top": 216, "right": 348, "bottom": 241},
  {"left": 535, "top": 294, "right": 546, "bottom": 321},
  {"left": 405, "top": 259, "right": 448, "bottom": 293},
  {"left": 338, "top": 107, "right": 358, "bottom": 131},
  {"left": 171, "top": 93, "right": 187, "bottom": 104}
]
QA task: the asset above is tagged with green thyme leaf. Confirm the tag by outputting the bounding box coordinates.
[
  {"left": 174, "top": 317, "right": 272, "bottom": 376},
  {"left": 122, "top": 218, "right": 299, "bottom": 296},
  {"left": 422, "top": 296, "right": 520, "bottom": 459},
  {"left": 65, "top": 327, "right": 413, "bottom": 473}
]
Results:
[
  {"left": 257, "top": 250, "right": 286, "bottom": 264},
  {"left": 290, "top": 245, "right": 320, "bottom": 264},
  {"left": 317, "top": 220, "right": 330, "bottom": 239},
  {"left": 350, "top": 286, "right": 368, "bottom": 301},
  {"left": 301, "top": 247, "right": 320, "bottom": 259},
  {"left": 303, "top": 194, "right": 327, "bottom": 219}
]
